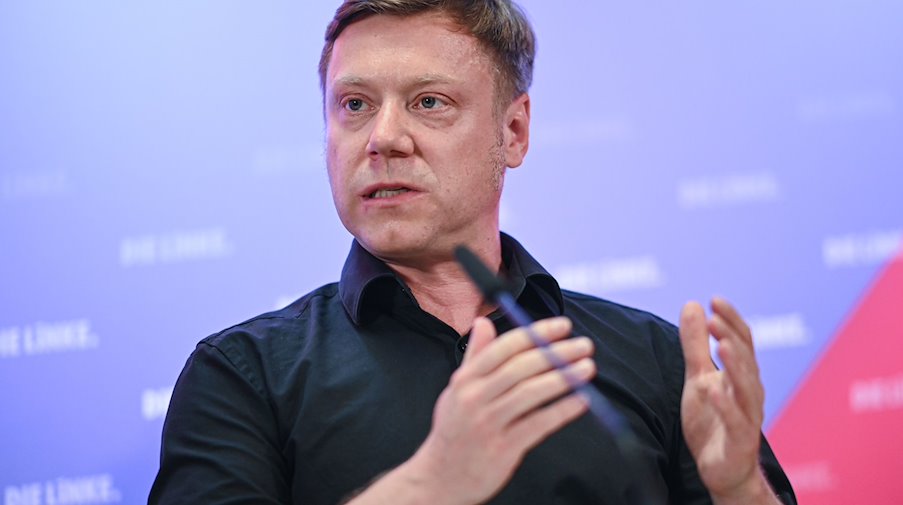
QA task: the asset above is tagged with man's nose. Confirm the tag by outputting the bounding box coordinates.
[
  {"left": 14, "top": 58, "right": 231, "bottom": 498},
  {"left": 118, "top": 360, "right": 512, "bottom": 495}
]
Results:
[{"left": 367, "top": 102, "right": 414, "bottom": 159}]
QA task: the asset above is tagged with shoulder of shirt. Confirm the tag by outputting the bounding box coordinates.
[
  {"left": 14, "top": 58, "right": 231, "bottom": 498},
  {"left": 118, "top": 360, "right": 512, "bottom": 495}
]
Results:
[
  {"left": 559, "top": 288, "right": 679, "bottom": 333},
  {"left": 199, "top": 282, "right": 341, "bottom": 348}
]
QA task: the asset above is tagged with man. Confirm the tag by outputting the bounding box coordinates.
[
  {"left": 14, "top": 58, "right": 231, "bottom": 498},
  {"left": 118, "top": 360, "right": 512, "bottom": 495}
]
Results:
[{"left": 150, "top": 1, "right": 796, "bottom": 504}]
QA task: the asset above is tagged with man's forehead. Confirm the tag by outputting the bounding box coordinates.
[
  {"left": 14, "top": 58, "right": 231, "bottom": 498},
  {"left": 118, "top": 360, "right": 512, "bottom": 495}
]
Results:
[
  {"left": 327, "top": 12, "right": 491, "bottom": 82},
  {"left": 333, "top": 72, "right": 459, "bottom": 88}
]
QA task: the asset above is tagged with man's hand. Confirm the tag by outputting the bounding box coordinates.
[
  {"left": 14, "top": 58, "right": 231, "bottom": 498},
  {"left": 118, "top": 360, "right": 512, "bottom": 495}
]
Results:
[
  {"left": 350, "top": 316, "right": 595, "bottom": 505},
  {"left": 679, "top": 298, "right": 780, "bottom": 505}
]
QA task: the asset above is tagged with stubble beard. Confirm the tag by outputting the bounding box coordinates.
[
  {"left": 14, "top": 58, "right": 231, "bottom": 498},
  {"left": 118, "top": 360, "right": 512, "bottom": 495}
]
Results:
[{"left": 489, "top": 127, "right": 507, "bottom": 192}]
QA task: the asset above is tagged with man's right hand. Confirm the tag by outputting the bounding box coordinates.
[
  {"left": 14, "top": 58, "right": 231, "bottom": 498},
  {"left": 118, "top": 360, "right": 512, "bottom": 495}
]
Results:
[{"left": 349, "top": 316, "right": 595, "bottom": 505}]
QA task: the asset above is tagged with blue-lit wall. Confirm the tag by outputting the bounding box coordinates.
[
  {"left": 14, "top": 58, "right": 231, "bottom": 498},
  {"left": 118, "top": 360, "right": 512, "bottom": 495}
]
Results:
[{"left": 2, "top": 2, "right": 901, "bottom": 503}]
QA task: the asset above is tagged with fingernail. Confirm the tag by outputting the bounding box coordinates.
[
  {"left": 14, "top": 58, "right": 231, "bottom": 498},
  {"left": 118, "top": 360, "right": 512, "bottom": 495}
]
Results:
[
  {"left": 550, "top": 317, "right": 569, "bottom": 331},
  {"left": 577, "top": 357, "right": 595, "bottom": 375},
  {"left": 574, "top": 391, "right": 590, "bottom": 407}
]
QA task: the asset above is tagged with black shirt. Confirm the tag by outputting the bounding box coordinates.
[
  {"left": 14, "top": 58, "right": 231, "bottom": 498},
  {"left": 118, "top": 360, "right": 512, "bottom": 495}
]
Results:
[{"left": 149, "top": 234, "right": 796, "bottom": 505}]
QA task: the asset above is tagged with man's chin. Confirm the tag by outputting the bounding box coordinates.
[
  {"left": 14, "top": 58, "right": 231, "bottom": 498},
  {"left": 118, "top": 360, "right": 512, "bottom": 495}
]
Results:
[{"left": 355, "top": 231, "right": 452, "bottom": 265}]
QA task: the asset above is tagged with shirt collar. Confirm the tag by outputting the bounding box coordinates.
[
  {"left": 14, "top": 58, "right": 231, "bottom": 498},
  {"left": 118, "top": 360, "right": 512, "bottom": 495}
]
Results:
[{"left": 339, "top": 232, "right": 564, "bottom": 325}]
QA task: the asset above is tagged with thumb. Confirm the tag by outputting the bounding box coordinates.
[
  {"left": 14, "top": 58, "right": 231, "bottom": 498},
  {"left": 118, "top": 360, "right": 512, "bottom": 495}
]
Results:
[
  {"left": 679, "top": 301, "right": 715, "bottom": 379},
  {"left": 462, "top": 316, "right": 496, "bottom": 364}
]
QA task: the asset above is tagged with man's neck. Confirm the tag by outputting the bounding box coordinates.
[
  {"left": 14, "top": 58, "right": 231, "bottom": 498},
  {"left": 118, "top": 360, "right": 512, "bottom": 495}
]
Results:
[{"left": 383, "top": 238, "right": 503, "bottom": 336}]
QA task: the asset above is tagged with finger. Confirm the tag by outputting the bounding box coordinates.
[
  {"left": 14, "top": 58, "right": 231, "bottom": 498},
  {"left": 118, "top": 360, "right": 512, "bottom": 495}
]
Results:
[
  {"left": 480, "top": 337, "right": 594, "bottom": 401},
  {"left": 468, "top": 317, "right": 573, "bottom": 376},
  {"left": 492, "top": 357, "right": 596, "bottom": 427},
  {"left": 461, "top": 316, "right": 497, "bottom": 365},
  {"left": 708, "top": 299, "right": 764, "bottom": 422},
  {"left": 715, "top": 336, "right": 765, "bottom": 424},
  {"left": 710, "top": 297, "right": 753, "bottom": 349},
  {"left": 709, "top": 314, "right": 760, "bottom": 378},
  {"left": 679, "top": 301, "right": 715, "bottom": 379},
  {"left": 710, "top": 374, "right": 761, "bottom": 454},
  {"left": 504, "top": 392, "right": 589, "bottom": 454},
  {"left": 711, "top": 315, "right": 764, "bottom": 422}
]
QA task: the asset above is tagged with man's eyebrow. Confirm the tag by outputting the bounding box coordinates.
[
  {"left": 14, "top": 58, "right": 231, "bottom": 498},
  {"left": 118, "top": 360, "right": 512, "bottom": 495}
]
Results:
[
  {"left": 332, "top": 74, "right": 459, "bottom": 88},
  {"left": 334, "top": 76, "right": 366, "bottom": 87},
  {"left": 413, "top": 74, "right": 457, "bottom": 85}
]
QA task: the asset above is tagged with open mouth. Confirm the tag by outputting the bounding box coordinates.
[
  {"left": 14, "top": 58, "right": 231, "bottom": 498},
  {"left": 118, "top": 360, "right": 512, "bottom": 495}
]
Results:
[{"left": 368, "top": 188, "right": 411, "bottom": 199}]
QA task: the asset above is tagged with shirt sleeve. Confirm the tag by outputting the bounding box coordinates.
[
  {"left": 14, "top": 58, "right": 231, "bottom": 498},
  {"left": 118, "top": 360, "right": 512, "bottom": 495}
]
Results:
[
  {"left": 759, "top": 435, "right": 798, "bottom": 505},
  {"left": 666, "top": 429, "right": 797, "bottom": 504},
  {"left": 148, "top": 340, "right": 292, "bottom": 505}
]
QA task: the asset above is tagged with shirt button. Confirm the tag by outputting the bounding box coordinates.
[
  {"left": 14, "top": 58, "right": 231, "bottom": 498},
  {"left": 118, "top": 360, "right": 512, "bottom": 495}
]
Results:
[{"left": 457, "top": 339, "right": 468, "bottom": 353}]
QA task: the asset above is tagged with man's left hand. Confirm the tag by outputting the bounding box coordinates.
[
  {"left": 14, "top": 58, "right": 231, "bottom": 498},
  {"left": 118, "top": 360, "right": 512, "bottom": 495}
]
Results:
[{"left": 679, "top": 297, "right": 780, "bottom": 505}]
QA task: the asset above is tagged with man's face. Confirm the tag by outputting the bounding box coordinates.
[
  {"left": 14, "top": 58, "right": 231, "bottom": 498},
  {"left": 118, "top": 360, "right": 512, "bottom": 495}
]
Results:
[{"left": 324, "top": 12, "right": 529, "bottom": 263}]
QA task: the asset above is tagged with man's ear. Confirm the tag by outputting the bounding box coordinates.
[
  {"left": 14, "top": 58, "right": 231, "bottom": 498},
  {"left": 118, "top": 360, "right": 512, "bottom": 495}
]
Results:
[{"left": 502, "top": 93, "right": 530, "bottom": 169}]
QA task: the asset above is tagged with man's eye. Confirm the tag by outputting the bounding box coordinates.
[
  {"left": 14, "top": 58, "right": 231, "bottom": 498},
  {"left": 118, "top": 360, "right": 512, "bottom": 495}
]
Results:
[
  {"left": 345, "top": 99, "right": 366, "bottom": 112},
  {"left": 419, "top": 96, "right": 445, "bottom": 109}
]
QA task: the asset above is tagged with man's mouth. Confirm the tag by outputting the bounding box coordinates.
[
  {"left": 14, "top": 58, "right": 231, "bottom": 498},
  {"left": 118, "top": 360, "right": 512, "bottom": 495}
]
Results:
[{"left": 369, "top": 188, "right": 411, "bottom": 199}]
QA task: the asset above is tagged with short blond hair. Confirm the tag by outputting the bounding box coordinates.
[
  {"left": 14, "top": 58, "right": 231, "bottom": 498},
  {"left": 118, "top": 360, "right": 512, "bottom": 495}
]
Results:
[{"left": 319, "top": 0, "right": 536, "bottom": 103}]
